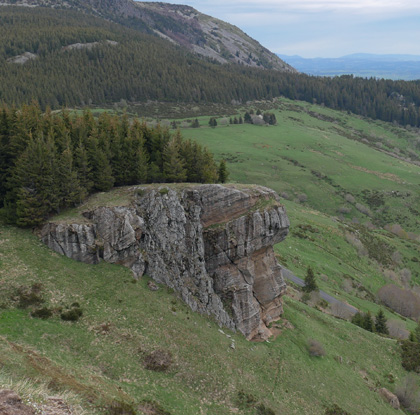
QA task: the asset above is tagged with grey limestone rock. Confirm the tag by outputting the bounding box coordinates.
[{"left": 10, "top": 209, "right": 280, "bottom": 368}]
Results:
[{"left": 40, "top": 184, "right": 289, "bottom": 340}]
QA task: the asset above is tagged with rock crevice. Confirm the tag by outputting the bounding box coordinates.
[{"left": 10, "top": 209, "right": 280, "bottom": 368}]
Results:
[{"left": 40, "top": 184, "right": 289, "bottom": 340}]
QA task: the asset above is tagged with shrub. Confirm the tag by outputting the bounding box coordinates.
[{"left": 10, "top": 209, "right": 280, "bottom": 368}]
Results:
[
  {"left": 325, "top": 404, "right": 351, "bottom": 415},
  {"left": 297, "top": 193, "right": 308, "bottom": 203},
  {"left": 236, "top": 391, "right": 275, "bottom": 415},
  {"left": 15, "top": 284, "right": 44, "bottom": 309},
  {"left": 345, "top": 232, "right": 368, "bottom": 257},
  {"left": 378, "top": 285, "right": 420, "bottom": 318},
  {"left": 330, "top": 302, "right": 354, "bottom": 320},
  {"left": 144, "top": 349, "right": 173, "bottom": 372},
  {"left": 60, "top": 305, "right": 83, "bottom": 322},
  {"left": 387, "top": 320, "right": 409, "bottom": 340},
  {"left": 31, "top": 307, "right": 53, "bottom": 319},
  {"left": 104, "top": 400, "right": 137, "bottom": 415},
  {"left": 400, "top": 340, "right": 420, "bottom": 372},
  {"left": 355, "top": 203, "right": 371, "bottom": 216},
  {"left": 337, "top": 206, "right": 351, "bottom": 214},
  {"left": 138, "top": 400, "right": 171, "bottom": 415},
  {"left": 308, "top": 339, "right": 326, "bottom": 357},
  {"left": 400, "top": 268, "right": 412, "bottom": 287},
  {"left": 236, "top": 390, "right": 257, "bottom": 409},
  {"left": 395, "top": 374, "right": 420, "bottom": 413},
  {"left": 256, "top": 403, "right": 276, "bottom": 415},
  {"left": 344, "top": 194, "right": 355, "bottom": 204}
]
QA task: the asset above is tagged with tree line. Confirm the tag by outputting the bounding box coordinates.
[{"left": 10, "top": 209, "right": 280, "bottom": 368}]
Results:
[
  {"left": 0, "top": 104, "right": 223, "bottom": 227},
  {"left": 2, "top": 7, "right": 420, "bottom": 127}
]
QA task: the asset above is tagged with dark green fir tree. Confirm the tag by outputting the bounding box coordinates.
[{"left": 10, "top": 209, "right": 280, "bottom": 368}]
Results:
[{"left": 303, "top": 266, "right": 318, "bottom": 293}]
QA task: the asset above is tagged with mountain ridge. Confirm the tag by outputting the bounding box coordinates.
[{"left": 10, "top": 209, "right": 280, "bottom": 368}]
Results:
[{"left": 0, "top": 0, "right": 295, "bottom": 72}]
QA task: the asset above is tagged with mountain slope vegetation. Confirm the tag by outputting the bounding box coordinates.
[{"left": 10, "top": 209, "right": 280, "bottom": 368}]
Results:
[
  {"left": 2, "top": 4, "right": 420, "bottom": 129},
  {"left": 0, "top": 0, "right": 294, "bottom": 71},
  {"left": 1, "top": 99, "right": 420, "bottom": 414}
]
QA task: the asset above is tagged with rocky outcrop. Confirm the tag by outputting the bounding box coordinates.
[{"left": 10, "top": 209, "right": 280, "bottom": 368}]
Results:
[{"left": 40, "top": 184, "right": 289, "bottom": 340}]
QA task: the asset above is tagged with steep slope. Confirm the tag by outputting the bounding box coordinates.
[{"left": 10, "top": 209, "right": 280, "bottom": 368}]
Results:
[
  {"left": 1, "top": 101, "right": 419, "bottom": 415},
  {"left": 0, "top": 0, "right": 295, "bottom": 72}
]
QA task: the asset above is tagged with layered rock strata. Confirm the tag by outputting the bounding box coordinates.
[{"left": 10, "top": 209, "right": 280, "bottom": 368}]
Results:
[{"left": 40, "top": 184, "right": 289, "bottom": 340}]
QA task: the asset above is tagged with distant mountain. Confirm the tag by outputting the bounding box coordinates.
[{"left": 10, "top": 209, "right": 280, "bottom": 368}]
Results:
[
  {"left": 0, "top": 0, "right": 294, "bottom": 72},
  {"left": 278, "top": 53, "right": 420, "bottom": 80},
  {"left": 0, "top": 2, "right": 296, "bottom": 108}
]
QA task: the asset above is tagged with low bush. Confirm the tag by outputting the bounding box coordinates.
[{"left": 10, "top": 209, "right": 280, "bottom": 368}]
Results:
[
  {"left": 104, "top": 400, "right": 137, "bottom": 415},
  {"left": 144, "top": 349, "right": 173, "bottom": 372},
  {"left": 15, "top": 284, "right": 44, "bottom": 309},
  {"left": 378, "top": 285, "right": 420, "bottom": 319},
  {"left": 60, "top": 304, "right": 83, "bottom": 322},
  {"left": 325, "top": 404, "right": 351, "bottom": 415},
  {"left": 308, "top": 339, "right": 326, "bottom": 357},
  {"left": 31, "top": 307, "right": 53, "bottom": 319},
  {"left": 400, "top": 340, "right": 420, "bottom": 372},
  {"left": 236, "top": 390, "right": 257, "bottom": 409},
  {"left": 395, "top": 374, "right": 420, "bottom": 414},
  {"left": 256, "top": 403, "right": 276, "bottom": 415},
  {"left": 138, "top": 400, "right": 172, "bottom": 415}
]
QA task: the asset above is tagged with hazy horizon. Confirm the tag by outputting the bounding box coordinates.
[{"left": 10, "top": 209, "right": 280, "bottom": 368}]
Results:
[{"left": 141, "top": 0, "right": 420, "bottom": 58}]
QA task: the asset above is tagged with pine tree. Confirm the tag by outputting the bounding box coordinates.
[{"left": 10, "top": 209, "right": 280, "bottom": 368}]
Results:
[
  {"left": 375, "top": 309, "right": 389, "bottom": 335},
  {"left": 410, "top": 321, "right": 420, "bottom": 343},
  {"left": 209, "top": 117, "right": 217, "bottom": 128},
  {"left": 94, "top": 150, "right": 115, "bottom": 191},
  {"left": 163, "top": 137, "right": 187, "bottom": 183},
  {"left": 351, "top": 312, "right": 364, "bottom": 328},
  {"left": 8, "top": 133, "right": 59, "bottom": 226},
  {"left": 74, "top": 142, "right": 93, "bottom": 194},
  {"left": 244, "top": 112, "right": 252, "bottom": 124},
  {"left": 58, "top": 145, "right": 85, "bottom": 207},
  {"left": 303, "top": 266, "right": 318, "bottom": 293},
  {"left": 362, "top": 311, "right": 374, "bottom": 332},
  {"left": 218, "top": 160, "right": 229, "bottom": 183}
]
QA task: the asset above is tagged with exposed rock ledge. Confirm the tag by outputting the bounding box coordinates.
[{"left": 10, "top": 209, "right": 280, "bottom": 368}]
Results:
[{"left": 40, "top": 184, "right": 289, "bottom": 340}]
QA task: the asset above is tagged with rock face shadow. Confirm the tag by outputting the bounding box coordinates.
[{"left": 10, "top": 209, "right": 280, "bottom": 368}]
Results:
[{"left": 41, "top": 184, "right": 289, "bottom": 340}]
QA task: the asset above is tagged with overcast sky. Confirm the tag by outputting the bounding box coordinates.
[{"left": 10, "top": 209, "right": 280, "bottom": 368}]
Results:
[{"left": 143, "top": 0, "right": 420, "bottom": 58}]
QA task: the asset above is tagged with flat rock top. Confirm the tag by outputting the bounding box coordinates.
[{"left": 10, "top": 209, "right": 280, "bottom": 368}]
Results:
[{"left": 50, "top": 183, "right": 282, "bottom": 226}]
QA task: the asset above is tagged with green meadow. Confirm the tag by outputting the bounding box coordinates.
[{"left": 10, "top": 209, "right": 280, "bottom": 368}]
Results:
[{"left": 1, "top": 98, "right": 420, "bottom": 414}]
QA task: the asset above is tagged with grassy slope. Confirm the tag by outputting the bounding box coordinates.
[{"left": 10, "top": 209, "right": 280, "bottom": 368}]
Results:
[
  {"left": 181, "top": 100, "right": 420, "bottom": 233},
  {"left": 0, "top": 221, "right": 409, "bottom": 414},
  {"left": 1, "top": 99, "right": 420, "bottom": 414},
  {"left": 181, "top": 99, "right": 420, "bottom": 295}
]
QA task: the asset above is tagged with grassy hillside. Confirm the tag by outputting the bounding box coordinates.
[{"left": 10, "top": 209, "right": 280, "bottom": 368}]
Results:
[
  {"left": 181, "top": 99, "right": 420, "bottom": 233},
  {"left": 180, "top": 98, "right": 420, "bottom": 321},
  {"left": 0, "top": 216, "right": 410, "bottom": 414},
  {"left": 1, "top": 100, "right": 420, "bottom": 414}
]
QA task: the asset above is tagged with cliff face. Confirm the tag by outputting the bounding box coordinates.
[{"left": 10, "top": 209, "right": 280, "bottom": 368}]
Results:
[{"left": 40, "top": 184, "right": 289, "bottom": 340}]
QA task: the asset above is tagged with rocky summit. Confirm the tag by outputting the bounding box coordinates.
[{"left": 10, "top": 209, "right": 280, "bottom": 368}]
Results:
[{"left": 40, "top": 184, "right": 290, "bottom": 340}]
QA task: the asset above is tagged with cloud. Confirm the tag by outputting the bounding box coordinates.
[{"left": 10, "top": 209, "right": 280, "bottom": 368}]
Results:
[{"left": 144, "top": 0, "right": 420, "bottom": 57}]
